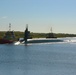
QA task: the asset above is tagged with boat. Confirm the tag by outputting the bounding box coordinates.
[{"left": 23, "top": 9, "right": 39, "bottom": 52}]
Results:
[
  {"left": 46, "top": 27, "right": 57, "bottom": 38},
  {"left": 0, "top": 24, "right": 15, "bottom": 44},
  {"left": 0, "top": 38, "right": 13, "bottom": 44}
]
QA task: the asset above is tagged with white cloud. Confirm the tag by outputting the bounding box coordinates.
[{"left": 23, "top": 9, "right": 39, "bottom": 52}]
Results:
[{"left": 2, "top": 16, "right": 7, "bottom": 19}]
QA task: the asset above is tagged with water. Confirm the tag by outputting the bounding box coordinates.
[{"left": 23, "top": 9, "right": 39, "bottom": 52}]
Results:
[{"left": 0, "top": 38, "right": 76, "bottom": 75}]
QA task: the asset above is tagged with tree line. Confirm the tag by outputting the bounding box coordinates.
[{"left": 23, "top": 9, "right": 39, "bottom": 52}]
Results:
[{"left": 0, "top": 31, "right": 76, "bottom": 40}]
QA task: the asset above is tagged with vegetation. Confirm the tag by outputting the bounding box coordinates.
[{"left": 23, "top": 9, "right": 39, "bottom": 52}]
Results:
[
  {"left": 55, "top": 33, "right": 76, "bottom": 37},
  {"left": 30, "top": 32, "right": 46, "bottom": 38},
  {"left": 0, "top": 31, "right": 76, "bottom": 40},
  {"left": 0, "top": 31, "right": 6, "bottom": 39}
]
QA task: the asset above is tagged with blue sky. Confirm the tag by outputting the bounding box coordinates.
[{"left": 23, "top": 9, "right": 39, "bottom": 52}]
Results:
[{"left": 0, "top": 0, "right": 76, "bottom": 33}]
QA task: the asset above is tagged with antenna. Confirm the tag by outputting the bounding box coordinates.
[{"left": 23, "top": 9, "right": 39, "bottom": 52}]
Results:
[
  {"left": 26, "top": 24, "right": 28, "bottom": 30},
  {"left": 9, "top": 23, "right": 11, "bottom": 31},
  {"left": 50, "top": 27, "right": 52, "bottom": 33},
  {"left": 26, "top": 24, "right": 28, "bottom": 28}
]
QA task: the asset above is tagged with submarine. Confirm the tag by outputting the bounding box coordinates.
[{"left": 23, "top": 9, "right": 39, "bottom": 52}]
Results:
[
  {"left": 27, "top": 38, "right": 63, "bottom": 43},
  {"left": 24, "top": 25, "right": 63, "bottom": 44}
]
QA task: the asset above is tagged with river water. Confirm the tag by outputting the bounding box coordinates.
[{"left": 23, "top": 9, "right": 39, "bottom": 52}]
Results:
[{"left": 0, "top": 38, "right": 76, "bottom": 75}]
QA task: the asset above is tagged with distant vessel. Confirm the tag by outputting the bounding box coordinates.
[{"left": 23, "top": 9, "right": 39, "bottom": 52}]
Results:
[
  {"left": 46, "top": 27, "right": 57, "bottom": 38},
  {"left": 0, "top": 23, "right": 15, "bottom": 44}
]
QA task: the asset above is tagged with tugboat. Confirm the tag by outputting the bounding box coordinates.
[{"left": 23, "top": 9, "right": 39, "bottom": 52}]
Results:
[
  {"left": 0, "top": 23, "right": 15, "bottom": 44},
  {"left": 46, "top": 27, "right": 57, "bottom": 38}
]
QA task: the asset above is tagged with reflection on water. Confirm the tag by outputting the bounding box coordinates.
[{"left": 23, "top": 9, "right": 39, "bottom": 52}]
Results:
[{"left": 0, "top": 40, "right": 76, "bottom": 75}]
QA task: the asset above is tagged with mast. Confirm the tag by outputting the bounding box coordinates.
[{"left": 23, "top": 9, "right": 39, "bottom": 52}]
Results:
[
  {"left": 9, "top": 23, "right": 11, "bottom": 31},
  {"left": 50, "top": 27, "right": 52, "bottom": 33}
]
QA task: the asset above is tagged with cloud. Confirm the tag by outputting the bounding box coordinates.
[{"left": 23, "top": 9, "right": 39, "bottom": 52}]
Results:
[{"left": 2, "top": 16, "right": 7, "bottom": 19}]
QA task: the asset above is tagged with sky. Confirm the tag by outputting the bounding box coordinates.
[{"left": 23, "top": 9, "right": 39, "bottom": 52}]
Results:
[{"left": 0, "top": 0, "right": 76, "bottom": 34}]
